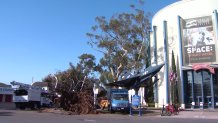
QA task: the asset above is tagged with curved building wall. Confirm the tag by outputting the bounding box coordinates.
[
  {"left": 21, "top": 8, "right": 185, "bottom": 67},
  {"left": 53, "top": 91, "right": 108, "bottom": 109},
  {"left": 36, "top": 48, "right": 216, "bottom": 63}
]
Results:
[{"left": 151, "top": 0, "right": 218, "bottom": 108}]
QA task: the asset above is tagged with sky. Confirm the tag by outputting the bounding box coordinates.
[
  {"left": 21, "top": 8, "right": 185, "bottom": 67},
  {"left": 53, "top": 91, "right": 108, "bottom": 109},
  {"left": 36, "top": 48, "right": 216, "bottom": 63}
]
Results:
[{"left": 0, "top": 0, "right": 178, "bottom": 85}]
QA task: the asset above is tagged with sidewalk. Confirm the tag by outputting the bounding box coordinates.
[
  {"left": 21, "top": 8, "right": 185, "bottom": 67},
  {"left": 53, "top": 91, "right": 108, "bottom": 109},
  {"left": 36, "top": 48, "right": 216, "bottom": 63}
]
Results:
[
  {"left": 159, "top": 109, "right": 218, "bottom": 119},
  {"left": 40, "top": 108, "right": 218, "bottom": 119}
]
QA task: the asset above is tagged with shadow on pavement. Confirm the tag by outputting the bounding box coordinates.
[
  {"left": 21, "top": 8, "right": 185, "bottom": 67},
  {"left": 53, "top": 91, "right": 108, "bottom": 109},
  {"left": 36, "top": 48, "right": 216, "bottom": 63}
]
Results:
[
  {"left": 0, "top": 111, "right": 14, "bottom": 116},
  {"left": 97, "top": 108, "right": 160, "bottom": 116}
]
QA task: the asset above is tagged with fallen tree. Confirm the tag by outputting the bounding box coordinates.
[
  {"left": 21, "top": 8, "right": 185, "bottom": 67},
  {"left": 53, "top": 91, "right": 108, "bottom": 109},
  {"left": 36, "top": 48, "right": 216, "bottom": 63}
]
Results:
[
  {"left": 59, "top": 90, "right": 95, "bottom": 114},
  {"left": 43, "top": 60, "right": 98, "bottom": 114}
]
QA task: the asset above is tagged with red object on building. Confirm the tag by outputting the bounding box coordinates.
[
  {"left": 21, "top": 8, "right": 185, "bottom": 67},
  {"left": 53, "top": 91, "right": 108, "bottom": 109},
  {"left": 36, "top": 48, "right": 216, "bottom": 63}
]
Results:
[{"left": 192, "top": 64, "right": 215, "bottom": 74}]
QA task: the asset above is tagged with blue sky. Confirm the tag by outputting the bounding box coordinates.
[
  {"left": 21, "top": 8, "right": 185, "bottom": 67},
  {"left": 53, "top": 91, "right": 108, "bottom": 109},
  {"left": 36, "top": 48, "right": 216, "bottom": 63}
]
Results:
[{"left": 0, "top": 0, "right": 178, "bottom": 84}]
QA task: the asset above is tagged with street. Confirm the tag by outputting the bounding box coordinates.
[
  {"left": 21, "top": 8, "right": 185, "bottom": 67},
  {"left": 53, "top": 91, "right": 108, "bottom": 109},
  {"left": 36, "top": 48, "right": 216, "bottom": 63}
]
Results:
[{"left": 0, "top": 109, "right": 218, "bottom": 123}]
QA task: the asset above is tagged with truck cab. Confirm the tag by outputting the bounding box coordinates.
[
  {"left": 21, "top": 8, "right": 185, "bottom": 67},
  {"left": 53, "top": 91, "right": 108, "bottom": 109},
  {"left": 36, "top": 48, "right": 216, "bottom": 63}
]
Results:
[{"left": 108, "top": 89, "right": 129, "bottom": 113}]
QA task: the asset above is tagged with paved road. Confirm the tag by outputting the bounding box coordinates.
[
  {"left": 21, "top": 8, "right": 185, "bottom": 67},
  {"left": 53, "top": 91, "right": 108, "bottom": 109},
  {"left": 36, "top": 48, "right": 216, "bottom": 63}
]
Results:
[{"left": 0, "top": 109, "right": 218, "bottom": 123}]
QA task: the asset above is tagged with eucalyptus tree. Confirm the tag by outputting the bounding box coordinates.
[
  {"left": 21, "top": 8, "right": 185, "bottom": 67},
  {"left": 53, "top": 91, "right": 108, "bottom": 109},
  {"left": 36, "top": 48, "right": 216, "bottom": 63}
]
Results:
[
  {"left": 78, "top": 53, "right": 102, "bottom": 77},
  {"left": 87, "top": 2, "right": 151, "bottom": 83}
]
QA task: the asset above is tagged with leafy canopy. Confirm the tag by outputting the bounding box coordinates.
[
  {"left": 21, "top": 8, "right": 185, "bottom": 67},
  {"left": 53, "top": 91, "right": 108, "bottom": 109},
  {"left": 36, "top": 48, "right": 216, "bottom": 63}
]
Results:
[{"left": 87, "top": 1, "right": 151, "bottom": 82}]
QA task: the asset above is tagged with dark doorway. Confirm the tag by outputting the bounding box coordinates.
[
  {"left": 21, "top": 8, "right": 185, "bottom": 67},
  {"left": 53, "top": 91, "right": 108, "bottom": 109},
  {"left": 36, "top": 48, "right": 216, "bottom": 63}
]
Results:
[{"left": 184, "top": 70, "right": 214, "bottom": 109}]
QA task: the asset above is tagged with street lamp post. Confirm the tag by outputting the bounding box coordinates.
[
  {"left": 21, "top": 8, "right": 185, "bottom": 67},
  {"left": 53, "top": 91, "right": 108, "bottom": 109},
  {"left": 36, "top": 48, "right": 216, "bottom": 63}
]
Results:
[{"left": 93, "top": 83, "right": 99, "bottom": 107}]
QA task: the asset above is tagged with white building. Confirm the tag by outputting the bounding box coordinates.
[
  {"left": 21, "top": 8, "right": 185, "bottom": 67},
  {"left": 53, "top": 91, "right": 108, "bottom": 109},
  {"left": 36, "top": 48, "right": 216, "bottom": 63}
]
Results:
[
  {"left": 151, "top": 0, "right": 218, "bottom": 109},
  {"left": 0, "top": 87, "right": 15, "bottom": 109}
]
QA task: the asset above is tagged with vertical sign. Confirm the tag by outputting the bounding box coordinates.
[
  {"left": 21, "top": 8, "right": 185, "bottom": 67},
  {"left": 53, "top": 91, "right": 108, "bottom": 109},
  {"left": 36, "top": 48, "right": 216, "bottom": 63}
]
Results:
[
  {"left": 182, "top": 16, "right": 216, "bottom": 65},
  {"left": 132, "top": 95, "right": 140, "bottom": 107}
]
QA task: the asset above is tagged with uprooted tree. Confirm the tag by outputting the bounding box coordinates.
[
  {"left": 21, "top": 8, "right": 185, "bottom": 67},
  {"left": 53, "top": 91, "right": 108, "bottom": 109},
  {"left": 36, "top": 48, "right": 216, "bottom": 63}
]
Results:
[{"left": 42, "top": 54, "right": 100, "bottom": 114}]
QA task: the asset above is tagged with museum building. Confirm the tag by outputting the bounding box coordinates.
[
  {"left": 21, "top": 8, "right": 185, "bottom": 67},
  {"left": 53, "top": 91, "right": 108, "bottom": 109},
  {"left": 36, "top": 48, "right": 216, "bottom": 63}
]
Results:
[{"left": 151, "top": 0, "right": 218, "bottom": 109}]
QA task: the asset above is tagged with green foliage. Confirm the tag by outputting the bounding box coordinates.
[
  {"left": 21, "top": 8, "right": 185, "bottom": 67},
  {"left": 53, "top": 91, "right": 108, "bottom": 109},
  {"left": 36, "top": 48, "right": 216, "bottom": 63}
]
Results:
[
  {"left": 99, "top": 71, "right": 114, "bottom": 88},
  {"left": 87, "top": 1, "right": 151, "bottom": 83},
  {"left": 171, "top": 50, "right": 176, "bottom": 73},
  {"left": 78, "top": 53, "right": 101, "bottom": 76},
  {"left": 42, "top": 54, "right": 101, "bottom": 95},
  {"left": 42, "top": 0, "right": 153, "bottom": 111},
  {"left": 170, "top": 50, "right": 179, "bottom": 105},
  {"left": 42, "top": 54, "right": 102, "bottom": 113},
  {"left": 42, "top": 74, "right": 56, "bottom": 95},
  {"left": 145, "top": 79, "right": 154, "bottom": 103}
]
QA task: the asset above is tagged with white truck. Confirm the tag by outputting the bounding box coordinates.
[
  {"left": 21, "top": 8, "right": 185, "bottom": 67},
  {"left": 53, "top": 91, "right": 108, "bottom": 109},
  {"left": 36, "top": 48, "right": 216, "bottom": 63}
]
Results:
[{"left": 11, "top": 81, "right": 52, "bottom": 110}]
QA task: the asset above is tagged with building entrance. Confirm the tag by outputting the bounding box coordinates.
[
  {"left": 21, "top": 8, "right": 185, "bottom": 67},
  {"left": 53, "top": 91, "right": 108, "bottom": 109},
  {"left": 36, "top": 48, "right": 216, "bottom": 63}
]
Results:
[{"left": 184, "top": 69, "right": 218, "bottom": 109}]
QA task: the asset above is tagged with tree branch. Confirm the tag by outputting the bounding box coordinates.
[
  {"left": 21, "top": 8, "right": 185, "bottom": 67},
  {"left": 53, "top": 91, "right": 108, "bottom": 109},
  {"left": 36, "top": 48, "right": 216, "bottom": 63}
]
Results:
[{"left": 80, "top": 76, "right": 87, "bottom": 91}]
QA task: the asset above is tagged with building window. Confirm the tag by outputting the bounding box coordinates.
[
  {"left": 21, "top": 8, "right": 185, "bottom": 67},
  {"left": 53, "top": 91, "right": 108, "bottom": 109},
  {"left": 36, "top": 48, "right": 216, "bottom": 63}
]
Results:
[
  {"left": 194, "top": 71, "right": 202, "bottom": 106},
  {"left": 214, "top": 69, "right": 218, "bottom": 107},
  {"left": 202, "top": 70, "right": 211, "bottom": 105},
  {"left": 185, "top": 70, "right": 215, "bottom": 108},
  {"left": 185, "top": 71, "right": 193, "bottom": 106},
  {"left": 0, "top": 94, "right": 3, "bottom": 102},
  {"left": 5, "top": 95, "right": 12, "bottom": 102}
]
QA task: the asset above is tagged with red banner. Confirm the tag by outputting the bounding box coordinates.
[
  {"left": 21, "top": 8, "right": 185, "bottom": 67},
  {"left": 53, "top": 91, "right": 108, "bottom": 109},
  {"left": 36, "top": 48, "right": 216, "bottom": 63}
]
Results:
[{"left": 192, "top": 64, "right": 215, "bottom": 74}]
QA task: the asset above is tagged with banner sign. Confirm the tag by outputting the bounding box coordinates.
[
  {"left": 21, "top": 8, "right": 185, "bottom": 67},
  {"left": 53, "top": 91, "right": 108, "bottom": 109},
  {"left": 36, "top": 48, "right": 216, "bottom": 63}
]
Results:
[
  {"left": 132, "top": 95, "right": 140, "bottom": 107},
  {"left": 182, "top": 16, "right": 216, "bottom": 65}
]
